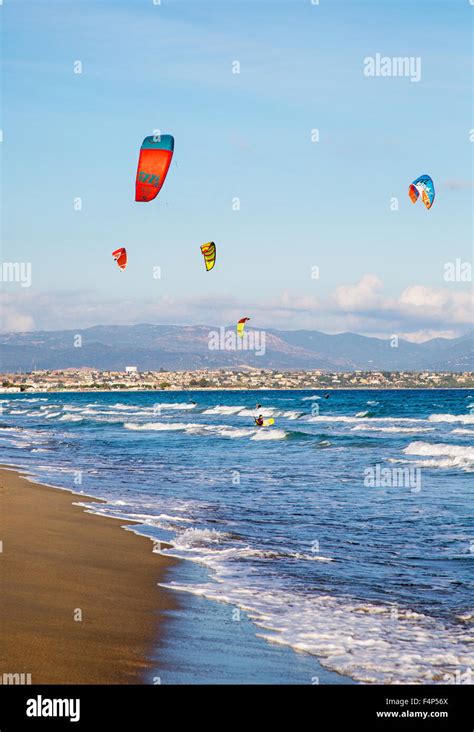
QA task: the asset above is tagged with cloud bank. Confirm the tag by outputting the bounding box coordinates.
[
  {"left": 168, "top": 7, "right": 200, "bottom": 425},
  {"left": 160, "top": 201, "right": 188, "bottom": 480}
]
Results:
[{"left": 1, "top": 274, "right": 472, "bottom": 343}]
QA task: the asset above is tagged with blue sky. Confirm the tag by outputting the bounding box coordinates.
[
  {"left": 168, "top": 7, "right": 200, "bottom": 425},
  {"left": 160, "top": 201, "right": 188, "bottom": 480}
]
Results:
[{"left": 1, "top": 0, "right": 472, "bottom": 339}]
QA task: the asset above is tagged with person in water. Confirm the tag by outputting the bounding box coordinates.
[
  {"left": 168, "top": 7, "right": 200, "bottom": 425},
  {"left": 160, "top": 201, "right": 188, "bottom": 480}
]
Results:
[{"left": 255, "top": 414, "right": 264, "bottom": 427}]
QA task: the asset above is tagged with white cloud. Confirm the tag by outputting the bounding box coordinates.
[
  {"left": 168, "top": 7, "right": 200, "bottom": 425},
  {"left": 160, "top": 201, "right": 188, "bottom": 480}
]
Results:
[
  {"left": 0, "top": 299, "right": 35, "bottom": 332},
  {"left": 332, "top": 273, "right": 384, "bottom": 311},
  {"left": 0, "top": 276, "right": 472, "bottom": 341},
  {"left": 398, "top": 329, "right": 460, "bottom": 344},
  {"left": 399, "top": 285, "right": 473, "bottom": 324}
]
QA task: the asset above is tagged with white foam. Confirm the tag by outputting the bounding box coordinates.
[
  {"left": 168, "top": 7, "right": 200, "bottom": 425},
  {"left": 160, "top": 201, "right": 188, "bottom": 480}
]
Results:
[
  {"left": 308, "top": 415, "right": 425, "bottom": 424},
  {"left": 202, "top": 404, "right": 299, "bottom": 419},
  {"left": 124, "top": 421, "right": 190, "bottom": 431},
  {"left": 288, "top": 552, "right": 334, "bottom": 562},
  {"left": 123, "top": 421, "right": 282, "bottom": 440},
  {"left": 280, "top": 410, "right": 301, "bottom": 420},
  {"left": 160, "top": 579, "right": 474, "bottom": 684},
  {"left": 237, "top": 407, "right": 275, "bottom": 417},
  {"left": 135, "top": 512, "right": 193, "bottom": 525},
  {"left": 107, "top": 402, "right": 198, "bottom": 413},
  {"left": 404, "top": 441, "right": 474, "bottom": 460},
  {"left": 351, "top": 425, "right": 434, "bottom": 434},
  {"left": 121, "top": 402, "right": 196, "bottom": 412},
  {"left": 401, "top": 442, "right": 474, "bottom": 471},
  {"left": 202, "top": 405, "right": 245, "bottom": 415},
  {"left": 174, "top": 528, "right": 230, "bottom": 548},
  {"left": 212, "top": 426, "right": 256, "bottom": 438},
  {"left": 251, "top": 429, "right": 287, "bottom": 441},
  {"left": 428, "top": 413, "right": 474, "bottom": 425},
  {"left": 457, "top": 613, "right": 474, "bottom": 623}
]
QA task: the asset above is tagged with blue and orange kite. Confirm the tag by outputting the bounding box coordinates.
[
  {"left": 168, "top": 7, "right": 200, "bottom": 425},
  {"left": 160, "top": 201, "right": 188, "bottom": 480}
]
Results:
[{"left": 409, "top": 174, "right": 435, "bottom": 210}]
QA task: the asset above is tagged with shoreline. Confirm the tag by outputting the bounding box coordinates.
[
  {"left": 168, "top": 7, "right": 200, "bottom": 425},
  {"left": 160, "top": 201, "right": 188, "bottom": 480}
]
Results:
[
  {"left": 0, "top": 466, "right": 178, "bottom": 684},
  {"left": 1, "top": 386, "right": 472, "bottom": 394},
  {"left": 0, "top": 464, "right": 356, "bottom": 686}
]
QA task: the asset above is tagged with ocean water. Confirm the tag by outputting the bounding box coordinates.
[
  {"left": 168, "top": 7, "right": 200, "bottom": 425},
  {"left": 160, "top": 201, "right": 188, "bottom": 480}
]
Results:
[{"left": 1, "top": 389, "right": 473, "bottom": 684}]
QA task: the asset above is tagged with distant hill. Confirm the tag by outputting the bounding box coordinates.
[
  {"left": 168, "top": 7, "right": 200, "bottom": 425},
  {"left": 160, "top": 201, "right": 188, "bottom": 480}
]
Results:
[{"left": 0, "top": 325, "right": 472, "bottom": 373}]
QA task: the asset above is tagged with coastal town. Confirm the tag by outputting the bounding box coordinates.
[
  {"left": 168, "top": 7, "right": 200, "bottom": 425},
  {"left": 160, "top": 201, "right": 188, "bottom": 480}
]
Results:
[{"left": 1, "top": 368, "right": 473, "bottom": 392}]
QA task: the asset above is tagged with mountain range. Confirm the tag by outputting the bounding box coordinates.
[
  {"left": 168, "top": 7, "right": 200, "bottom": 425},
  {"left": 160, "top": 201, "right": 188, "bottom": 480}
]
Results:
[{"left": 0, "top": 325, "right": 472, "bottom": 373}]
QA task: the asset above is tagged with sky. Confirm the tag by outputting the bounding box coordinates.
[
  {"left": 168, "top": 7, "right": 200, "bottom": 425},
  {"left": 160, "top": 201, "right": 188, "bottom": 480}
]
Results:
[{"left": 1, "top": 0, "right": 473, "bottom": 340}]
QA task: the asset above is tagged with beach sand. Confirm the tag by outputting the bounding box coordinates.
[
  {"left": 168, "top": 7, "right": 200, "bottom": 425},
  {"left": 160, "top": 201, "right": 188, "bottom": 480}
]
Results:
[{"left": 0, "top": 466, "right": 177, "bottom": 684}]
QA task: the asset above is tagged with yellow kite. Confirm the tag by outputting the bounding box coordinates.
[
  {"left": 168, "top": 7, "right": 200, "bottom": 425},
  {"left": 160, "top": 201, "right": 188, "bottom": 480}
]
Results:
[{"left": 200, "top": 242, "right": 216, "bottom": 271}]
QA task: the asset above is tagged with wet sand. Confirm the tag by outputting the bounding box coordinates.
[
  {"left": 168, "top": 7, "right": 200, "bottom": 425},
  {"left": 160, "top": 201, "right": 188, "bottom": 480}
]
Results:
[{"left": 0, "top": 466, "right": 177, "bottom": 684}]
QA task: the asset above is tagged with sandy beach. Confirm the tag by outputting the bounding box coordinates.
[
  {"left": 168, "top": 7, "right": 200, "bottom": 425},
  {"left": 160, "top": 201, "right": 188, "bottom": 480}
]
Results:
[{"left": 0, "top": 466, "right": 177, "bottom": 684}]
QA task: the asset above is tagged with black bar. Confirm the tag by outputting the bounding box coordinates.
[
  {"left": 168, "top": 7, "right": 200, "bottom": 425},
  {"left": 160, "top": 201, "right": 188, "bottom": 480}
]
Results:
[{"left": 0, "top": 684, "right": 472, "bottom": 730}]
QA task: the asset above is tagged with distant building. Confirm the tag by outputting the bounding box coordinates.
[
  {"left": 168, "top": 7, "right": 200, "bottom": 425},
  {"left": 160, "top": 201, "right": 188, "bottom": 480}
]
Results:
[{"left": 125, "top": 366, "right": 138, "bottom": 373}]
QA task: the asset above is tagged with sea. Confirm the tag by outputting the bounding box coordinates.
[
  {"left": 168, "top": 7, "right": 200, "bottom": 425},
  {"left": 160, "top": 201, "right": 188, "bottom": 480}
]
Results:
[{"left": 1, "top": 389, "right": 473, "bottom": 685}]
